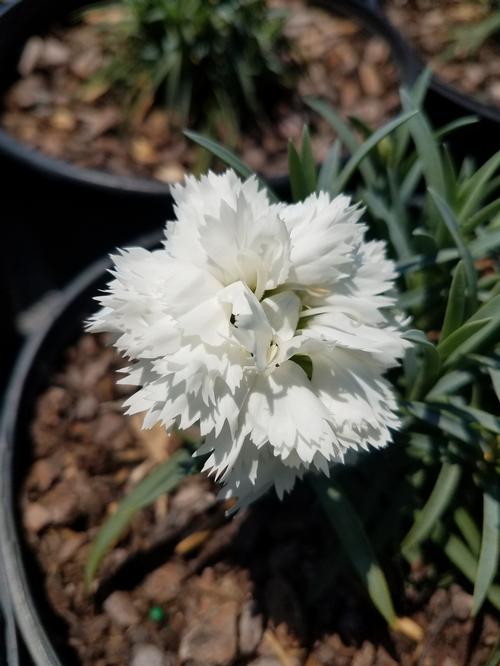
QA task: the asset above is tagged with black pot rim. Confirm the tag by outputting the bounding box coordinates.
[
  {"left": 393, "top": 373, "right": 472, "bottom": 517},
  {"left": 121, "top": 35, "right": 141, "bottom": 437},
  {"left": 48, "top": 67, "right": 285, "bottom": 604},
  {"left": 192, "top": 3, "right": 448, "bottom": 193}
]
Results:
[
  {"left": 0, "top": 231, "right": 163, "bottom": 666},
  {"left": 430, "top": 65, "right": 500, "bottom": 125},
  {"left": 372, "top": 0, "right": 500, "bottom": 125},
  {"left": 0, "top": 0, "right": 419, "bottom": 198}
]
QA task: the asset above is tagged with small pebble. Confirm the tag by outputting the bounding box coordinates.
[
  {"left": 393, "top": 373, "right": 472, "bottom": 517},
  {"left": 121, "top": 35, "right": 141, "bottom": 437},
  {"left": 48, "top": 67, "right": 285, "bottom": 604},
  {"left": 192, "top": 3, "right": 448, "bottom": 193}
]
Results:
[
  {"left": 130, "top": 643, "right": 169, "bottom": 666},
  {"left": 451, "top": 587, "right": 473, "bottom": 620},
  {"left": 103, "top": 591, "right": 140, "bottom": 628}
]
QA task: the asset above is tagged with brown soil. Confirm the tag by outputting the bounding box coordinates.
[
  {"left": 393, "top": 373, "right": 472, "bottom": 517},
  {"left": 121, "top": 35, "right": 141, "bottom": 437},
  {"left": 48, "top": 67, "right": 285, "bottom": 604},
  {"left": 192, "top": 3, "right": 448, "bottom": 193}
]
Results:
[
  {"left": 20, "top": 333, "right": 499, "bottom": 666},
  {"left": 1, "top": 0, "right": 400, "bottom": 184},
  {"left": 385, "top": 0, "right": 500, "bottom": 107}
]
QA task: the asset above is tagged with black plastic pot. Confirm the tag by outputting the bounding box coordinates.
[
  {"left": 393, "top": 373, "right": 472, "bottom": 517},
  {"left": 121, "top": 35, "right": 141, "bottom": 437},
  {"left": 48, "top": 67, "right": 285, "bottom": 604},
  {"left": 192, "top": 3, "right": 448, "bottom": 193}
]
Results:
[
  {"left": 0, "top": 0, "right": 417, "bottom": 200},
  {"left": 0, "top": 231, "right": 163, "bottom": 666},
  {"left": 370, "top": 0, "right": 500, "bottom": 161},
  {"left": 0, "top": 0, "right": 420, "bottom": 332}
]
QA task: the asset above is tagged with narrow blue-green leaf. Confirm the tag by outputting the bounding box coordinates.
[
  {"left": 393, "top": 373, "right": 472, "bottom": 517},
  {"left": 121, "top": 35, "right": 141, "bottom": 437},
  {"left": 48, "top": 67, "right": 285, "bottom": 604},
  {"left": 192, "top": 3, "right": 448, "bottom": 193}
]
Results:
[
  {"left": 469, "top": 294, "right": 500, "bottom": 323},
  {"left": 437, "top": 318, "right": 491, "bottom": 362},
  {"left": 434, "top": 116, "right": 478, "bottom": 140},
  {"left": 406, "top": 401, "right": 480, "bottom": 445},
  {"left": 406, "top": 432, "right": 435, "bottom": 459},
  {"left": 397, "top": 248, "right": 458, "bottom": 275},
  {"left": 311, "top": 476, "right": 396, "bottom": 625},
  {"left": 469, "top": 227, "right": 500, "bottom": 259},
  {"left": 393, "top": 69, "right": 432, "bottom": 164},
  {"left": 459, "top": 149, "right": 500, "bottom": 222},
  {"left": 440, "top": 534, "right": 500, "bottom": 610},
  {"left": 464, "top": 197, "right": 500, "bottom": 232},
  {"left": 428, "top": 188, "right": 477, "bottom": 311},
  {"left": 442, "top": 145, "right": 458, "bottom": 204},
  {"left": 404, "top": 330, "right": 441, "bottom": 399},
  {"left": 363, "top": 190, "right": 412, "bottom": 260},
  {"left": 489, "top": 368, "right": 500, "bottom": 403},
  {"left": 454, "top": 507, "right": 481, "bottom": 557},
  {"left": 473, "top": 489, "right": 500, "bottom": 615},
  {"left": 85, "top": 449, "right": 194, "bottom": 589},
  {"left": 288, "top": 140, "right": 306, "bottom": 202},
  {"left": 400, "top": 159, "right": 423, "bottom": 203},
  {"left": 398, "top": 229, "right": 500, "bottom": 276},
  {"left": 184, "top": 130, "right": 277, "bottom": 202},
  {"left": 306, "top": 98, "right": 376, "bottom": 186},
  {"left": 400, "top": 90, "right": 446, "bottom": 195},
  {"left": 402, "top": 463, "right": 462, "bottom": 554},
  {"left": 425, "top": 370, "right": 474, "bottom": 400},
  {"left": 439, "top": 402, "right": 500, "bottom": 435},
  {"left": 317, "top": 140, "right": 341, "bottom": 194},
  {"left": 300, "top": 126, "right": 317, "bottom": 196},
  {"left": 441, "top": 261, "right": 467, "bottom": 341},
  {"left": 442, "top": 299, "right": 500, "bottom": 366},
  {"left": 337, "top": 110, "right": 418, "bottom": 192},
  {"left": 447, "top": 319, "right": 500, "bottom": 367}
]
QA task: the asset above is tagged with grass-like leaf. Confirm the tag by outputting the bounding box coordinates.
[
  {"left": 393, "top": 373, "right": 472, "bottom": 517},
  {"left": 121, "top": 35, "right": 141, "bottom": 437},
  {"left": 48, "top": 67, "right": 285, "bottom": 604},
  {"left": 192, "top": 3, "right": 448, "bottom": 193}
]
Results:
[
  {"left": 454, "top": 507, "right": 481, "bottom": 557},
  {"left": 288, "top": 140, "right": 306, "bottom": 202},
  {"left": 426, "top": 370, "right": 474, "bottom": 400},
  {"left": 473, "top": 489, "right": 500, "bottom": 615},
  {"left": 441, "top": 295, "right": 500, "bottom": 367},
  {"left": 363, "top": 190, "right": 412, "bottom": 260},
  {"left": 441, "top": 261, "right": 467, "bottom": 341},
  {"left": 402, "top": 463, "right": 462, "bottom": 555},
  {"left": 85, "top": 449, "right": 195, "bottom": 590},
  {"left": 438, "top": 533, "right": 500, "bottom": 611},
  {"left": 184, "top": 130, "right": 278, "bottom": 202},
  {"left": 305, "top": 98, "right": 376, "bottom": 186},
  {"left": 434, "top": 116, "right": 478, "bottom": 141},
  {"left": 438, "top": 402, "right": 500, "bottom": 435},
  {"left": 429, "top": 188, "right": 477, "bottom": 312},
  {"left": 300, "top": 126, "right": 317, "bottom": 196},
  {"left": 437, "top": 318, "right": 492, "bottom": 363},
  {"left": 400, "top": 90, "right": 446, "bottom": 196},
  {"left": 406, "top": 401, "right": 480, "bottom": 445},
  {"left": 337, "top": 110, "right": 418, "bottom": 193},
  {"left": 311, "top": 475, "right": 396, "bottom": 625},
  {"left": 404, "top": 330, "right": 441, "bottom": 400},
  {"left": 317, "top": 139, "right": 341, "bottom": 195},
  {"left": 459, "top": 150, "right": 500, "bottom": 223},
  {"left": 464, "top": 197, "right": 500, "bottom": 232}
]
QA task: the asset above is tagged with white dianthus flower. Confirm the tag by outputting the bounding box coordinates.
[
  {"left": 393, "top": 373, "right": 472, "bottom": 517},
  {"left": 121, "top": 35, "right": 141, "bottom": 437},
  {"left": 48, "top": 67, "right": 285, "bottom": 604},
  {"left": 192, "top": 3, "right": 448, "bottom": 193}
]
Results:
[{"left": 88, "top": 170, "right": 409, "bottom": 508}]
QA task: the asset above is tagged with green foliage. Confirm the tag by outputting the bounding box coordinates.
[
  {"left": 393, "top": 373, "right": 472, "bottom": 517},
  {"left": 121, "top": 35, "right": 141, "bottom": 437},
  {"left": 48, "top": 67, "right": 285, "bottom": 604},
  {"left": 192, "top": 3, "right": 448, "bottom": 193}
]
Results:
[
  {"left": 85, "top": 447, "right": 198, "bottom": 588},
  {"left": 311, "top": 475, "right": 396, "bottom": 625},
  {"left": 88, "top": 0, "right": 293, "bottom": 132},
  {"left": 186, "top": 70, "right": 500, "bottom": 623}
]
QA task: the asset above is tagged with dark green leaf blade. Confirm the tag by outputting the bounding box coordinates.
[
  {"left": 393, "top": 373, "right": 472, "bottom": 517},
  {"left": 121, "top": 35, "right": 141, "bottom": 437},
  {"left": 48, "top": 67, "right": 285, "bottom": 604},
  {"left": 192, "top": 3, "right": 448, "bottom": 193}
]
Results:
[
  {"left": 184, "top": 130, "right": 278, "bottom": 202},
  {"left": 402, "top": 463, "right": 462, "bottom": 555},
  {"left": 338, "top": 110, "right": 418, "bottom": 192},
  {"left": 441, "top": 261, "right": 467, "bottom": 341},
  {"left": 428, "top": 188, "right": 477, "bottom": 312},
  {"left": 311, "top": 476, "right": 396, "bottom": 625},
  {"left": 85, "top": 449, "right": 194, "bottom": 590},
  {"left": 300, "top": 126, "right": 317, "bottom": 196},
  {"left": 473, "top": 489, "right": 500, "bottom": 615}
]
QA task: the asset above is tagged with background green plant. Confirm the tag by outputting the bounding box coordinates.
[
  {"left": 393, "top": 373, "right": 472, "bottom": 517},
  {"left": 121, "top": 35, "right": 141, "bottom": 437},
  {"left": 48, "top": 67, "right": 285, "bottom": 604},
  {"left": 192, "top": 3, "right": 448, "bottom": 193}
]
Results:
[
  {"left": 444, "top": 1, "right": 500, "bottom": 60},
  {"left": 87, "top": 0, "right": 293, "bottom": 139}
]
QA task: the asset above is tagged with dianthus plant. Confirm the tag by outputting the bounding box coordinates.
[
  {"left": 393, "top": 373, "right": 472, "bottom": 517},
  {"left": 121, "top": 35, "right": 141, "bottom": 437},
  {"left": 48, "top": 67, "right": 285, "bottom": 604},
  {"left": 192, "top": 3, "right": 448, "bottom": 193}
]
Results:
[{"left": 89, "top": 170, "right": 409, "bottom": 507}]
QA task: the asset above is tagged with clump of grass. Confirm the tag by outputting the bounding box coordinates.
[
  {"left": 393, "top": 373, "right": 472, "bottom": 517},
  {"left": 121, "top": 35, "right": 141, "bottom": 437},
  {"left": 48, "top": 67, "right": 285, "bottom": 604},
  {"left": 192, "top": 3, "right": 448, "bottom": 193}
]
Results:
[{"left": 85, "top": 0, "right": 296, "bottom": 139}]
